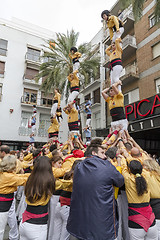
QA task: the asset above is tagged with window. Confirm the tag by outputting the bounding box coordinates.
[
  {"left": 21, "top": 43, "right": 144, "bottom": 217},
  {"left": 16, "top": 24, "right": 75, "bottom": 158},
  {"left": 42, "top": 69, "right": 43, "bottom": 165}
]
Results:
[
  {"left": 43, "top": 53, "right": 52, "bottom": 63},
  {"left": 152, "top": 42, "right": 160, "bottom": 59},
  {"left": 38, "top": 114, "right": 50, "bottom": 137},
  {"left": 39, "top": 114, "right": 50, "bottom": 129},
  {"left": 149, "top": 14, "right": 156, "bottom": 28},
  {"left": 155, "top": 78, "right": 160, "bottom": 93},
  {"left": 0, "top": 39, "right": 8, "bottom": 56},
  {"left": 94, "top": 111, "right": 101, "bottom": 129},
  {"left": 85, "top": 94, "right": 91, "bottom": 101},
  {"left": 0, "top": 61, "right": 5, "bottom": 77},
  {"left": 0, "top": 85, "right": 2, "bottom": 101},
  {"left": 21, "top": 111, "right": 32, "bottom": 128},
  {"left": 93, "top": 88, "right": 100, "bottom": 104},
  {"left": 23, "top": 89, "right": 37, "bottom": 104},
  {"left": 124, "top": 88, "right": 139, "bottom": 105},
  {"left": 41, "top": 92, "right": 53, "bottom": 107},
  {"left": 25, "top": 68, "right": 39, "bottom": 80},
  {"left": 26, "top": 47, "right": 40, "bottom": 62}
]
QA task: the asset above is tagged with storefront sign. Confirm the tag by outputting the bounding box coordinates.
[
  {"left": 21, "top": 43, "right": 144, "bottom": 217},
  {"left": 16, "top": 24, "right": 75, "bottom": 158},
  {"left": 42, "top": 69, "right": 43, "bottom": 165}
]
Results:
[{"left": 125, "top": 94, "right": 160, "bottom": 132}]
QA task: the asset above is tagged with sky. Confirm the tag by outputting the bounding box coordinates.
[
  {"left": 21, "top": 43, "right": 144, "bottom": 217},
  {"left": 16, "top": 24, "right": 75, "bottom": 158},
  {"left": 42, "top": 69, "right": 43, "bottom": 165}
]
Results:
[{"left": 0, "top": 0, "right": 117, "bottom": 44}]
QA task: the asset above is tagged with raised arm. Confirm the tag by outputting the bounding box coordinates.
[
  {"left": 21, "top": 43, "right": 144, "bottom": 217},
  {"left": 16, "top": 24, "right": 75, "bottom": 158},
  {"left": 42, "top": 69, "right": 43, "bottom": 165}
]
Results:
[
  {"left": 115, "top": 38, "right": 122, "bottom": 52},
  {"left": 112, "top": 80, "right": 122, "bottom": 95},
  {"left": 105, "top": 45, "right": 112, "bottom": 56},
  {"left": 101, "top": 86, "right": 110, "bottom": 101}
]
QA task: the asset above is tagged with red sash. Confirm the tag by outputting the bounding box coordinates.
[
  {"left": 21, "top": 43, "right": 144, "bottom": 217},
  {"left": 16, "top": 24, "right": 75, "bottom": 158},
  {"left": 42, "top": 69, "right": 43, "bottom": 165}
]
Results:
[
  {"left": 22, "top": 210, "right": 48, "bottom": 223},
  {"left": 128, "top": 205, "right": 155, "bottom": 232}
]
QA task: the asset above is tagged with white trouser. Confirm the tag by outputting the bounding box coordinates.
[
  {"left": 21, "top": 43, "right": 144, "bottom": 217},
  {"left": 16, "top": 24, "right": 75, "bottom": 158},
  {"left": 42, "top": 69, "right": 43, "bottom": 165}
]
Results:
[
  {"left": 73, "top": 62, "right": 80, "bottom": 72},
  {"left": 111, "top": 118, "right": 128, "bottom": 131},
  {"left": 16, "top": 190, "right": 27, "bottom": 222},
  {"left": 52, "top": 202, "right": 70, "bottom": 240},
  {"left": 156, "top": 220, "right": 160, "bottom": 240},
  {"left": 112, "top": 27, "right": 124, "bottom": 44},
  {"left": 110, "top": 65, "right": 123, "bottom": 92},
  {"left": 68, "top": 91, "right": 79, "bottom": 103},
  {"left": 31, "top": 124, "right": 36, "bottom": 133},
  {"left": 129, "top": 225, "right": 158, "bottom": 240},
  {"left": 8, "top": 196, "right": 19, "bottom": 240},
  {"left": 19, "top": 221, "right": 47, "bottom": 240},
  {"left": 47, "top": 195, "right": 60, "bottom": 240},
  {"left": 16, "top": 186, "right": 24, "bottom": 201},
  {"left": 86, "top": 118, "right": 91, "bottom": 127},
  {"left": 51, "top": 103, "right": 58, "bottom": 116},
  {"left": 0, "top": 211, "right": 9, "bottom": 240}
]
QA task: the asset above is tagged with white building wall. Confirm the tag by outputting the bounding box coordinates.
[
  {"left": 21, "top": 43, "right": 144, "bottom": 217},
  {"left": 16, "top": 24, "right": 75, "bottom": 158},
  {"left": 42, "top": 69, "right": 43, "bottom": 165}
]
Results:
[{"left": 0, "top": 18, "right": 55, "bottom": 144}]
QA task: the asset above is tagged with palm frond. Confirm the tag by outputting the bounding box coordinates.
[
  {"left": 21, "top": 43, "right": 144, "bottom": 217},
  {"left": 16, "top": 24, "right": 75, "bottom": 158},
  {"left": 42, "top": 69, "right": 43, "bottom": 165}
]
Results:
[{"left": 35, "top": 29, "right": 100, "bottom": 101}]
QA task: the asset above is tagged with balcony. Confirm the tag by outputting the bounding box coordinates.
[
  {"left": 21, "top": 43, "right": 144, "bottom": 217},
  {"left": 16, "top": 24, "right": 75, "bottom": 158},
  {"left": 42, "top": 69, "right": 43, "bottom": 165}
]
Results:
[
  {"left": 21, "top": 95, "right": 37, "bottom": 106},
  {"left": 19, "top": 127, "right": 33, "bottom": 136},
  {"left": 39, "top": 98, "right": 53, "bottom": 108},
  {"left": 21, "top": 96, "right": 53, "bottom": 110},
  {"left": 119, "top": 7, "right": 134, "bottom": 36},
  {"left": 122, "top": 35, "right": 137, "bottom": 61},
  {"left": 80, "top": 79, "right": 101, "bottom": 94},
  {"left": 23, "top": 75, "right": 41, "bottom": 86},
  {"left": 120, "top": 64, "right": 139, "bottom": 85},
  {"left": 25, "top": 53, "right": 41, "bottom": 70},
  {"left": 38, "top": 128, "right": 48, "bottom": 137}
]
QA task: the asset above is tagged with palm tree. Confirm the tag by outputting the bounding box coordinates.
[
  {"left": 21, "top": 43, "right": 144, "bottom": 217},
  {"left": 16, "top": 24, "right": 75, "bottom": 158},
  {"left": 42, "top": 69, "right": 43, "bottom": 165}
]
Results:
[
  {"left": 120, "top": 0, "right": 160, "bottom": 22},
  {"left": 36, "top": 29, "right": 100, "bottom": 100}
]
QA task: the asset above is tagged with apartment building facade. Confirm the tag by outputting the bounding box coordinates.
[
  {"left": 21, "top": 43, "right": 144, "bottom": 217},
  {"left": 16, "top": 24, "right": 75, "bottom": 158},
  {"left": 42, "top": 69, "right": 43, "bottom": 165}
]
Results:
[
  {"left": 0, "top": 18, "right": 64, "bottom": 149},
  {"left": 80, "top": 0, "right": 160, "bottom": 154}
]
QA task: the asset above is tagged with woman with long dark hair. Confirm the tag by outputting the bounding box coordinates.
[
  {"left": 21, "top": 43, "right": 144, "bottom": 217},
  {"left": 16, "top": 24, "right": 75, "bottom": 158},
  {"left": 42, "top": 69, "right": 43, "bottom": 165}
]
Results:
[
  {"left": 121, "top": 158, "right": 158, "bottom": 240},
  {"left": 19, "top": 156, "right": 55, "bottom": 240}
]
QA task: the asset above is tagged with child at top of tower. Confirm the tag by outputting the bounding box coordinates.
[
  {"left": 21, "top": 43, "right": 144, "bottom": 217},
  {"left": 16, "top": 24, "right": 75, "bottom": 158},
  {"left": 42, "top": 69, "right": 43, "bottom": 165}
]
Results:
[
  {"left": 101, "top": 10, "right": 124, "bottom": 43},
  {"left": 69, "top": 47, "right": 82, "bottom": 72}
]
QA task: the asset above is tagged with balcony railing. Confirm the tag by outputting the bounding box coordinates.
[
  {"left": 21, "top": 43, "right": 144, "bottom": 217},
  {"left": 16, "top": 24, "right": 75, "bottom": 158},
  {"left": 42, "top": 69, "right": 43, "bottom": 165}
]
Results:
[
  {"left": 38, "top": 128, "right": 48, "bottom": 137},
  {"left": 19, "top": 127, "right": 33, "bottom": 136},
  {"left": 40, "top": 98, "right": 53, "bottom": 108},
  {"left": 23, "top": 76, "right": 40, "bottom": 85},
  {"left": 21, "top": 95, "right": 37, "bottom": 105},
  {"left": 120, "top": 63, "right": 139, "bottom": 85},
  {"left": 122, "top": 35, "right": 136, "bottom": 48},
  {"left": 122, "top": 35, "right": 137, "bottom": 62},
  {"left": 21, "top": 96, "right": 53, "bottom": 109}
]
